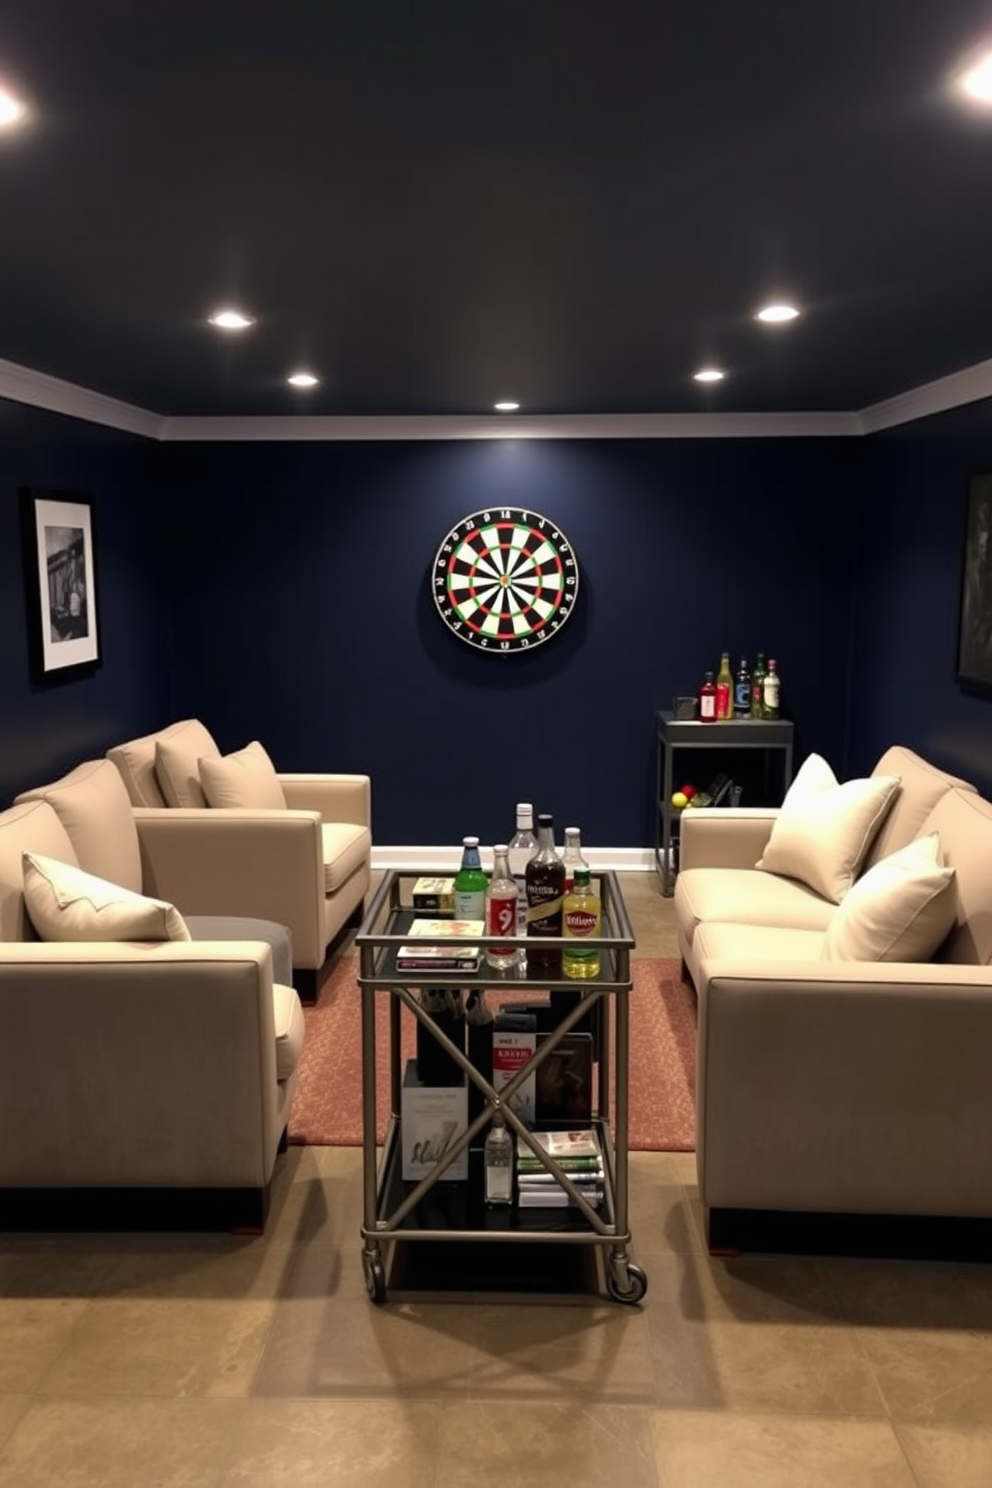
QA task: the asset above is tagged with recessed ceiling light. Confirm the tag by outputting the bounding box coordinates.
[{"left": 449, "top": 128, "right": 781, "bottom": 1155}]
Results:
[
  {"left": 208, "top": 309, "right": 256, "bottom": 331},
  {"left": 693, "top": 368, "right": 725, "bottom": 383},
  {"left": 756, "top": 303, "right": 800, "bottom": 323},
  {"left": 0, "top": 87, "right": 26, "bottom": 128},
  {"left": 287, "top": 372, "right": 319, "bottom": 388},
  {"left": 494, "top": 400, "right": 520, "bottom": 412},
  {"left": 958, "top": 50, "right": 992, "bottom": 104}
]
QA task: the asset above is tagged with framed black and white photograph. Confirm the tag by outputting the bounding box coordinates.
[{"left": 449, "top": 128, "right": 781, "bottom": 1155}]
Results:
[{"left": 20, "top": 489, "right": 101, "bottom": 678}]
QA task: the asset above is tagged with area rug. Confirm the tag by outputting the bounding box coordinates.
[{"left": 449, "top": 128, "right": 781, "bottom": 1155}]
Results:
[{"left": 287, "top": 956, "right": 697, "bottom": 1151}]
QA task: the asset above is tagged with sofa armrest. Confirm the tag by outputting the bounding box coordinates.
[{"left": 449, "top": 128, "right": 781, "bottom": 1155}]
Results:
[
  {"left": 697, "top": 959, "right": 992, "bottom": 1217},
  {"left": 679, "top": 807, "right": 778, "bottom": 871},
  {"left": 0, "top": 941, "right": 280, "bottom": 1188},
  {"left": 279, "top": 773, "right": 371, "bottom": 827},
  {"left": 134, "top": 808, "right": 326, "bottom": 967}
]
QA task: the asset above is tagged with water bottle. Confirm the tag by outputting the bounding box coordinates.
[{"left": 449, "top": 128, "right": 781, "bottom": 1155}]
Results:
[
  {"left": 484, "top": 1112, "right": 513, "bottom": 1206},
  {"left": 485, "top": 844, "right": 519, "bottom": 970}
]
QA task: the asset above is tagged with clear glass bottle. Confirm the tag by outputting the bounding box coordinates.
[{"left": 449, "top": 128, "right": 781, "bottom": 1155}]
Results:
[
  {"left": 525, "top": 812, "right": 565, "bottom": 971},
  {"left": 733, "top": 656, "right": 751, "bottom": 718},
  {"left": 508, "top": 803, "right": 538, "bottom": 934},
  {"left": 485, "top": 844, "right": 519, "bottom": 970},
  {"left": 484, "top": 1112, "right": 513, "bottom": 1205},
  {"left": 561, "top": 826, "right": 588, "bottom": 894},
  {"left": 763, "top": 658, "right": 781, "bottom": 719},
  {"left": 562, "top": 865, "right": 601, "bottom": 980},
  {"left": 453, "top": 835, "right": 488, "bottom": 921},
  {"left": 715, "top": 651, "right": 733, "bottom": 721}
]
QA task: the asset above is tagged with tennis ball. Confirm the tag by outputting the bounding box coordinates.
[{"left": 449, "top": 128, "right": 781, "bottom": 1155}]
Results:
[{"left": 671, "top": 791, "right": 688, "bottom": 810}]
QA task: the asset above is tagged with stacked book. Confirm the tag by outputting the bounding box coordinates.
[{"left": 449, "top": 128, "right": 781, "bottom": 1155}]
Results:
[
  {"left": 516, "top": 1128, "right": 604, "bottom": 1209},
  {"left": 395, "top": 918, "right": 483, "bottom": 971}
]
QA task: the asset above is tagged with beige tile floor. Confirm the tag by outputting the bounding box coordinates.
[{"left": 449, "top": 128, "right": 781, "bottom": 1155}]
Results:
[{"left": 1, "top": 871, "right": 991, "bottom": 1486}]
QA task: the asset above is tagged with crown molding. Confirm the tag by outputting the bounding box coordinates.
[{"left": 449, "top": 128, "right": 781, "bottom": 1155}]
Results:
[
  {"left": 159, "top": 410, "right": 860, "bottom": 440},
  {"left": 2, "top": 352, "right": 992, "bottom": 443},
  {"left": 0, "top": 356, "right": 163, "bottom": 440},
  {"left": 859, "top": 356, "right": 992, "bottom": 434}
]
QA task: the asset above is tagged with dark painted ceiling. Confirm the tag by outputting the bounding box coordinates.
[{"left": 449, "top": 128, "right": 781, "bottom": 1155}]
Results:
[{"left": 2, "top": 1, "right": 992, "bottom": 419}]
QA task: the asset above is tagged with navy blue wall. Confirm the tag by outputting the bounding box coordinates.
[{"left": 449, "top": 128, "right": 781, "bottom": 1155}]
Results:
[
  {"left": 849, "top": 398, "right": 992, "bottom": 794},
  {"left": 161, "top": 436, "right": 861, "bottom": 846},
  {"left": 0, "top": 398, "right": 170, "bottom": 804}
]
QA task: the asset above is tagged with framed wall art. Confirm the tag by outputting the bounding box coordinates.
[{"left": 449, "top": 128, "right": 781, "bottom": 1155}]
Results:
[
  {"left": 20, "top": 488, "right": 101, "bottom": 678},
  {"left": 956, "top": 472, "right": 992, "bottom": 694}
]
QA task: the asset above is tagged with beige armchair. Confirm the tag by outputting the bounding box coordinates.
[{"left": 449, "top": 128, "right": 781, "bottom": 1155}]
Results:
[{"left": 107, "top": 719, "right": 372, "bottom": 1000}]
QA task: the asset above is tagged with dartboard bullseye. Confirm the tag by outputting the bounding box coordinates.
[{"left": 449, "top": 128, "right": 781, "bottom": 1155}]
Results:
[{"left": 432, "top": 507, "right": 580, "bottom": 653}]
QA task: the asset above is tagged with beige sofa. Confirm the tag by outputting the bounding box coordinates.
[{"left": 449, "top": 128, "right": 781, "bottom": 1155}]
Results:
[
  {"left": 0, "top": 763, "right": 305, "bottom": 1231},
  {"left": 674, "top": 746, "right": 992, "bottom": 1251},
  {"left": 108, "top": 719, "right": 372, "bottom": 1000}
]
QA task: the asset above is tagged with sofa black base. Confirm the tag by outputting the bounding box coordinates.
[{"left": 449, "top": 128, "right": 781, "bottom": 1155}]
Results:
[
  {"left": 294, "top": 967, "right": 318, "bottom": 1004},
  {"left": 708, "top": 1206, "right": 992, "bottom": 1264},
  {"left": 0, "top": 1182, "right": 272, "bottom": 1234}
]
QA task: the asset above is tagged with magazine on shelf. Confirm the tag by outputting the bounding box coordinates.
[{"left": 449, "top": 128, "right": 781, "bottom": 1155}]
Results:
[
  {"left": 527, "top": 1128, "right": 602, "bottom": 1160},
  {"left": 517, "top": 1187, "right": 604, "bottom": 1209},
  {"left": 396, "top": 917, "right": 484, "bottom": 969}
]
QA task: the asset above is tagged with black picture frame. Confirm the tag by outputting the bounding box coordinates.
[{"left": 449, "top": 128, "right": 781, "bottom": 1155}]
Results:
[{"left": 20, "top": 488, "right": 102, "bottom": 679}]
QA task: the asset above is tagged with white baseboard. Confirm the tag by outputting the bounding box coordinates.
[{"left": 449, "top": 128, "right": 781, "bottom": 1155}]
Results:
[{"left": 371, "top": 845, "right": 656, "bottom": 872}]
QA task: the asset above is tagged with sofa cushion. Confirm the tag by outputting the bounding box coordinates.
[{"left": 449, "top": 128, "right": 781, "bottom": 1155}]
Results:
[
  {"left": 0, "top": 800, "right": 78, "bottom": 943},
  {"left": 15, "top": 758, "right": 143, "bottom": 894},
  {"left": 23, "top": 852, "right": 191, "bottom": 942},
  {"left": 321, "top": 822, "right": 372, "bottom": 893},
  {"left": 755, "top": 753, "right": 900, "bottom": 904},
  {"left": 199, "top": 741, "right": 287, "bottom": 810},
  {"left": 675, "top": 866, "right": 838, "bottom": 946},
  {"left": 694, "top": 920, "right": 826, "bottom": 966},
  {"left": 821, "top": 833, "right": 956, "bottom": 963},
  {"left": 921, "top": 788, "right": 992, "bottom": 966},
  {"left": 867, "top": 746, "right": 976, "bottom": 866},
  {"left": 153, "top": 720, "right": 222, "bottom": 808},
  {"left": 185, "top": 915, "right": 293, "bottom": 986},
  {"left": 272, "top": 981, "right": 306, "bottom": 1081}
]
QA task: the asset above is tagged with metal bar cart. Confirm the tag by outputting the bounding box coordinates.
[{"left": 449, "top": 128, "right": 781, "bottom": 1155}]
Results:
[{"left": 356, "top": 868, "right": 647, "bottom": 1305}]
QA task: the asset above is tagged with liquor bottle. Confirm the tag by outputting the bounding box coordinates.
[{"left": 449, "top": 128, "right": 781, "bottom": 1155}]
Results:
[
  {"left": 715, "top": 651, "right": 733, "bottom": 721},
  {"left": 485, "top": 844, "right": 519, "bottom": 970},
  {"left": 508, "top": 802, "right": 538, "bottom": 935},
  {"left": 750, "top": 651, "right": 767, "bottom": 718},
  {"left": 561, "top": 826, "right": 588, "bottom": 893},
  {"left": 525, "top": 812, "right": 565, "bottom": 971},
  {"left": 733, "top": 656, "right": 751, "bottom": 718},
  {"left": 484, "top": 1112, "right": 513, "bottom": 1205},
  {"left": 763, "top": 658, "right": 781, "bottom": 719},
  {"left": 453, "top": 836, "right": 488, "bottom": 921},
  {"left": 698, "top": 669, "right": 717, "bottom": 722},
  {"left": 562, "top": 865, "right": 601, "bottom": 980}
]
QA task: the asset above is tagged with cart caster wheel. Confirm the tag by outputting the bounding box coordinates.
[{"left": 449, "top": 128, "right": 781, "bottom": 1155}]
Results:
[
  {"left": 608, "top": 1260, "right": 648, "bottom": 1304},
  {"left": 363, "top": 1252, "right": 387, "bottom": 1305}
]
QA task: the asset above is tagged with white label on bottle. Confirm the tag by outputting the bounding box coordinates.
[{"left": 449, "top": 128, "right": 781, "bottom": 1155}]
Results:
[
  {"left": 700, "top": 694, "right": 715, "bottom": 719},
  {"left": 763, "top": 676, "right": 780, "bottom": 708},
  {"left": 454, "top": 890, "right": 486, "bottom": 919}
]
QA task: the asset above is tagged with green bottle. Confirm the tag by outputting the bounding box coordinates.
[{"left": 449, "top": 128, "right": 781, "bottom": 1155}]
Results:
[
  {"left": 453, "top": 836, "right": 488, "bottom": 920},
  {"left": 751, "top": 652, "right": 767, "bottom": 717}
]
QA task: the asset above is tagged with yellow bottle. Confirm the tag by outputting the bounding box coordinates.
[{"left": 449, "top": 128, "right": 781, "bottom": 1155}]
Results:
[
  {"left": 715, "top": 651, "right": 733, "bottom": 720},
  {"left": 562, "top": 866, "right": 601, "bottom": 980}
]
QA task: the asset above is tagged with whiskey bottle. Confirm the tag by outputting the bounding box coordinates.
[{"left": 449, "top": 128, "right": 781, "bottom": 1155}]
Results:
[
  {"left": 733, "top": 656, "right": 751, "bottom": 718},
  {"left": 525, "top": 812, "right": 565, "bottom": 972}
]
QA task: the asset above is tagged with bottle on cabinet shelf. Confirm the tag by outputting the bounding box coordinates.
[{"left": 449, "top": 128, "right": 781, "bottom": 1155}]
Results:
[
  {"left": 715, "top": 651, "right": 733, "bottom": 721},
  {"left": 698, "top": 670, "right": 717, "bottom": 722},
  {"left": 750, "top": 652, "right": 767, "bottom": 717},
  {"left": 762, "top": 658, "right": 781, "bottom": 718},
  {"left": 733, "top": 656, "right": 751, "bottom": 718}
]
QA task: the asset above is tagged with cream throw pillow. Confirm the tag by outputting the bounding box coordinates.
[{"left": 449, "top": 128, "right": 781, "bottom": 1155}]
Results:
[
  {"left": 154, "top": 721, "right": 220, "bottom": 808},
  {"left": 821, "top": 833, "right": 956, "bottom": 962},
  {"left": 198, "top": 741, "right": 287, "bottom": 809},
  {"left": 756, "top": 752, "right": 900, "bottom": 903},
  {"left": 23, "top": 852, "right": 191, "bottom": 942}
]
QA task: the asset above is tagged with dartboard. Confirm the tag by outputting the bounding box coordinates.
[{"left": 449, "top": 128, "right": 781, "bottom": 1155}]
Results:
[{"left": 432, "top": 507, "right": 580, "bottom": 653}]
